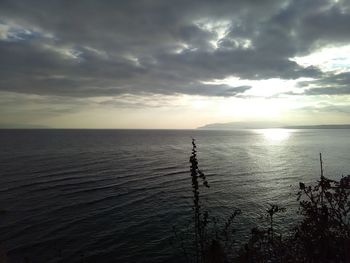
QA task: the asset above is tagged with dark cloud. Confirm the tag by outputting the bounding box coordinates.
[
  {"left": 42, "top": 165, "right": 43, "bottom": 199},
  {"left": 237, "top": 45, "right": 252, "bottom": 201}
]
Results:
[
  {"left": 0, "top": 0, "right": 348, "bottom": 98},
  {"left": 287, "top": 72, "right": 350, "bottom": 95},
  {"left": 177, "top": 84, "right": 251, "bottom": 97},
  {"left": 304, "top": 87, "right": 350, "bottom": 95},
  {"left": 311, "top": 72, "right": 350, "bottom": 87}
]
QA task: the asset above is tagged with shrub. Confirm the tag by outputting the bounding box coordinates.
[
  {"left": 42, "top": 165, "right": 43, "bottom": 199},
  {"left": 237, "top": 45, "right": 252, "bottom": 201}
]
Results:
[
  {"left": 291, "top": 155, "right": 350, "bottom": 262},
  {"left": 174, "top": 142, "right": 350, "bottom": 263},
  {"left": 237, "top": 154, "right": 350, "bottom": 262}
]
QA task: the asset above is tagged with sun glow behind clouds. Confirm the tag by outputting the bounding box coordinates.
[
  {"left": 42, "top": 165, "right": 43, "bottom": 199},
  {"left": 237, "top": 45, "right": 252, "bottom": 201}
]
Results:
[
  {"left": 194, "top": 18, "right": 231, "bottom": 49},
  {"left": 217, "top": 97, "right": 289, "bottom": 118},
  {"left": 291, "top": 44, "right": 350, "bottom": 73}
]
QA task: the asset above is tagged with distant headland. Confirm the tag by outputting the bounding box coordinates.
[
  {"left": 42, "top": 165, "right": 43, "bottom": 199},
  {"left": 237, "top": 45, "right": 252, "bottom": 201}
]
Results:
[{"left": 198, "top": 122, "right": 350, "bottom": 130}]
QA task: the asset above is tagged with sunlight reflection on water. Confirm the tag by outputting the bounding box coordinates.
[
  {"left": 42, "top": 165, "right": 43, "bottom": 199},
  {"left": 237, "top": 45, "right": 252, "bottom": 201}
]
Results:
[{"left": 255, "top": 128, "right": 293, "bottom": 142}]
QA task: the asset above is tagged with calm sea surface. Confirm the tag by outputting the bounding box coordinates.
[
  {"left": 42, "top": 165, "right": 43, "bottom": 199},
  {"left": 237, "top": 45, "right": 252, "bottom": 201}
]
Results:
[{"left": 0, "top": 129, "right": 349, "bottom": 262}]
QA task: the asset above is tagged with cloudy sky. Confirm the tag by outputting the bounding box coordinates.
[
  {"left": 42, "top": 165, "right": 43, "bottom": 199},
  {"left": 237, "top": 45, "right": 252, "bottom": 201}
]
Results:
[{"left": 1, "top": 0, "right": 350, "bottom": 128}]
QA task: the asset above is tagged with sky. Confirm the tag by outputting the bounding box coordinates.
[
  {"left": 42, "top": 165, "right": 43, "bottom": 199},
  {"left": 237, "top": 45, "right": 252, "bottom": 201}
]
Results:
[{"left": 0, "top": 0, "right": 350, "bottom": 129}]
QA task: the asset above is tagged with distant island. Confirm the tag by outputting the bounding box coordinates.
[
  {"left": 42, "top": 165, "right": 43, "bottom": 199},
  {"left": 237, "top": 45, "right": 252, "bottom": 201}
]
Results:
[
  {"left": 198, "top": 122, "right": 350, "bottom": 130},
  {"left": 283, "top": 124, "right": 350, "bottom": 129}
]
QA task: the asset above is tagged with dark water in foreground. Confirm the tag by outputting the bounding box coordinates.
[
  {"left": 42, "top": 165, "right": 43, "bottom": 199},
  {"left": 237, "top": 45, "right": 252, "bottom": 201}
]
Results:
[{"left": 0, "top": 129, "right": 349, "bottom": 262}]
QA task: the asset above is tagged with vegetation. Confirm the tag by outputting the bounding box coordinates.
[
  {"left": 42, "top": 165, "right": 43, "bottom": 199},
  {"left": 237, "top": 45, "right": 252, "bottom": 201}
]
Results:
[
  {"left": 171, "top": 139, "right": 241, "bottom": 263},
  {"left": 173, "top": 140, "right": 350, "bottom": 263}
]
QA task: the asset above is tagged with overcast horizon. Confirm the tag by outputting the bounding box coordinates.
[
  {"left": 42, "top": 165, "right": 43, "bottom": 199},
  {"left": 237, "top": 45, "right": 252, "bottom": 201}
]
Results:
[{"left": 1, "top": 0, "right": 350, "bottom": 129}]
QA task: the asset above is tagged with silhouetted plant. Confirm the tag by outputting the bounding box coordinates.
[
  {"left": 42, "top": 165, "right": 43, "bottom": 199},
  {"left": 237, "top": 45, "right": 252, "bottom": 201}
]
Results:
[
  {"left": 290, "top": 154, "right": 350, "bottom": 262},
  {"left": 266, "top": 204, "right": 286, "bottom": 244},
  {"left": 237, "top": 154, "right": 350, "bottom": 262},
  {"left": 237, "top": 204, "right": 286, "bottom": 262},
  {"left": 221, "top": 209, "right": 241, "bottom": 250},
  {"left": 190, "top": 138, "right": 210, "bottom": 263},
  {"left": 172, "top": 139, "right": 241, "bottom": 263},
  {"left": 174, "top": 143, "right": 350, "bottom": 263}
]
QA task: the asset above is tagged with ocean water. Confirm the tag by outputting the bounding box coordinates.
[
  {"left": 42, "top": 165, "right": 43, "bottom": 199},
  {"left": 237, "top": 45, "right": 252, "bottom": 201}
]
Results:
[{"left": 0, "top": 129, "right": 349, "bottom": 262}]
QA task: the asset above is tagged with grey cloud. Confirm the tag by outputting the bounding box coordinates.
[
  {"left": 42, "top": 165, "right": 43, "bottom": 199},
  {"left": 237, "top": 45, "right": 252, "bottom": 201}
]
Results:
[
  {"left": 304, "top": 87, "right": 350, "bottom": 95},
  {"left": 99, "top": 100, "right": 161, "bottom": 109},
  {"left": 260, "top": 0, "right": 350, "bottom": 54},
  {"left": 176, "top": 84, "right": 251, "bottom": 97},
  {"left": 298, "top": 5, "right": 350, "bottom": 48},
  {"left": 312, "top": 72, "right": 350, "bottom": 87},
  {"left": 0, "top": 0, "right": 348, "bottom": 98},
  {"left": 292, "top": 72, "right": 350, "bottom": 95}
]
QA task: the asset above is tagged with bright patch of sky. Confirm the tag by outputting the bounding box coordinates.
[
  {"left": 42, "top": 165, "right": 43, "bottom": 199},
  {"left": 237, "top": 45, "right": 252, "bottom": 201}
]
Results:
[
  {"left": 42, "top": 44, "right": 82, "bottom": 60},
  {"left": 0, "top": 21, "right": 53, "bottom": 41},
  {"left": 194, "top": 18, "right": 231, "bottom": 49},
  {"left": 84, "top": 46, "right": 109, "bottom": 59},
  {"left": 0, "top": 22, "right": 34, "bottom": 41},
  {"left": 172, "top": 43, "right": 191, "bottom": 54},
  {"left": 291, "top": 44, "right": 350, "bottom": 73},
  {"left": 124, "top": 55, "right": 141, "bottom": 67}
]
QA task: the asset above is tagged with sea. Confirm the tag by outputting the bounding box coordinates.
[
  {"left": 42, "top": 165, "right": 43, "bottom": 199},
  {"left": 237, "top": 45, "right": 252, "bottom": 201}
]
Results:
[{"left": 0, "top": 129, "right": 349, "bottom": 262}]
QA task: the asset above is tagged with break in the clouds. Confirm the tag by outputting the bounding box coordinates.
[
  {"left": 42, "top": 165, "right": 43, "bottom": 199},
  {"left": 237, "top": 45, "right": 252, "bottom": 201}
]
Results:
[{"left": 0, "top": 0, "right": 350, "bottom": 128}]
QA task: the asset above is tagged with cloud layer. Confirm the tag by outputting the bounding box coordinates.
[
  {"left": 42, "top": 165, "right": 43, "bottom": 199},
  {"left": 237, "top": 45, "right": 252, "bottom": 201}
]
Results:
[{"left": 1, "top": 0, "right": 349, "bottom": 99}]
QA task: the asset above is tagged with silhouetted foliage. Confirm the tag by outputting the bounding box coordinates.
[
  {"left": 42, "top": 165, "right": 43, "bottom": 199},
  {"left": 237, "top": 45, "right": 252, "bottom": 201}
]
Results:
[
  {"left": 174, "top": 141, "right": 350, "bottom": 263},
  {"left": 236, "top": 204, "right": 287, "bottom": 262},
  {"left": 190, "top": 138, "right": 210, "bottom": 263},
  {"left": 290, "top": 157, "right": 350, "bottom": 262},
  {"left": 237, "top": 154, "right": 350, "bottom": 262},
  {"left": 172, "top": 139, "right": 241, "bottom": 263}
]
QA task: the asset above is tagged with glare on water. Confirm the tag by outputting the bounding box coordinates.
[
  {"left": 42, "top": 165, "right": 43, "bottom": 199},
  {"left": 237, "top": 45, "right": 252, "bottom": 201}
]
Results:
[{"left": 256, "top": 128, "right": 292, "bottom": 142}]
